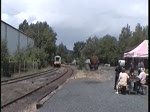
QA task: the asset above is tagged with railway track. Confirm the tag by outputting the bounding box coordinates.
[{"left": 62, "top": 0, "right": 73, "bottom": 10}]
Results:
[
  {"left": 1, "top": 68, "right": 58, "bottom": 86},
  {"left": 1, "top": 66, "right": 74, "bottom": 112}
]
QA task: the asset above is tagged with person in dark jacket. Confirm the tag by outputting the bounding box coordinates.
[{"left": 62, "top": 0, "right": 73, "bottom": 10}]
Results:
[
  {"left": 129, "top": 63, "right": 134, "bottom": 76},
  {"left": 114, "top": 62, "right": 122, "bottom": 90}
]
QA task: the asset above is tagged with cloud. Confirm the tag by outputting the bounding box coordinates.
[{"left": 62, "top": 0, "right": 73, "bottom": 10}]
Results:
[
  {"left": 2, "top": 0, "right": 148, "bottom": 50},
  {"left": 2, "top": 13, "right": 9, "bottom": 20},
  {"left": 2, "top": 0, "right": 28, "bottom": 16}
]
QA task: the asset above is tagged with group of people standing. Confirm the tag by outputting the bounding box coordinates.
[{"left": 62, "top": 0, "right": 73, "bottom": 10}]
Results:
[{"left": 114, "top": 60, "right": 147, "bottom": 94}]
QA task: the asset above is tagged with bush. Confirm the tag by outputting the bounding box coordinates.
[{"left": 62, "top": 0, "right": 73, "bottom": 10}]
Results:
[
  {"left": 1, "top": 39, "right": 10, "bottom": 76},
  {"left": 76, "top": 57, "right": 86, "bottom": 70}
]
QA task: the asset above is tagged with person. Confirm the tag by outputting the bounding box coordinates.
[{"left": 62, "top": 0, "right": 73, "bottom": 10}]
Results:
[
  {"left": 137, "top": 68, "right": 147, "bottom": 94},
  {"left": 138, "top": 68, "right": 147, "bottom": 85},
  {"left": 115, "top": 68, "right": 129, "bottom": 94},
  {"left": 138, "top": 60, "right": 145, "bottom": 75},
  {"left": 129, "top": 62, "right": 134, "bottom": 76},
  {"left": 114, "top": 62, "right": 122, "bottom": 90}
]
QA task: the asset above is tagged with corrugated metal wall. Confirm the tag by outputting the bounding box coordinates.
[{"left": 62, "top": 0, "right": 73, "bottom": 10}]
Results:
[{"left": 1, "top": 21, "right": 34, "bottom": 55}]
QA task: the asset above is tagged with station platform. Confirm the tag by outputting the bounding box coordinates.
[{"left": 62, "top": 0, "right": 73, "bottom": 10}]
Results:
[{"left": 38, "top": 70, "right": 148, "bottom": 112}]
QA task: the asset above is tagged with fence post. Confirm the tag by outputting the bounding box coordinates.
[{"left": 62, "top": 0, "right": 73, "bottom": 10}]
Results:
[
  {"left": 8, "top": 58, "right": 13, "bottom": 77},
  {"left": 1, "top": 68, "right": 3, "bottom": 76},
  {"left": 33, "top": 60, "right": 34, "bottom": 70},
  {"left": 24, "top": 60, "right": 26, "bottom": 72},
  {"left": 8, "top": 59, "right": 10, "bottom": 76},
  {"left": 19, "top": 60, "right": 21, "bottom": 74},
  {"left": 14, "top": 63, "right": 15, "bottom": 73},
  {"left": 36, "top": 61, "right": 38, "bottom": 70}
]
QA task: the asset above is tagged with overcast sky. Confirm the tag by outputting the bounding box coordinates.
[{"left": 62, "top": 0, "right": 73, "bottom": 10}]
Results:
[{"left": 2, "top": 0, "right": 148, "bottom": 50}]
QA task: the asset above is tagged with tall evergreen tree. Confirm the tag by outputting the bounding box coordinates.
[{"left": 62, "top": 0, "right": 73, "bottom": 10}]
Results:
[
  {"left": 129, "top": 23, "right": 146, "bottom": 48},
  {"left": 118, "top": 24, "right": 132, "bottom": 53},
  {"left": 19, "top": 19, "right": 29, "bottom": 33}
]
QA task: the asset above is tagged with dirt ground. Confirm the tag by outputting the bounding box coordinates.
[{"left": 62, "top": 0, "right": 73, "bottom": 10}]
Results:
[{"left": 71, "top": 66, "right": 115, "bottom": 82}]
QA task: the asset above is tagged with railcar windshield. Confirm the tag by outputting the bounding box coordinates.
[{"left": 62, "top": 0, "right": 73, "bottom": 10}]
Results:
[{"left": 55, "top": 57, "right": 60, "bottom": 61}]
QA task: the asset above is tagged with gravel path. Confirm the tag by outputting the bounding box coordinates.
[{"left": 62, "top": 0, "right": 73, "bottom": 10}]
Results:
[{"left": 38, "top": 66, "right": 148, "bottom": 112}]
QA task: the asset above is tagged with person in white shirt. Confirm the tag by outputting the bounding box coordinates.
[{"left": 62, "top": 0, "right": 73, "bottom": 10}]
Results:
[
  {"left": 116, "top": 68, "right": 129, "bottom": 94},
  {"left": 138, "top": 61, "right": 144, "bottom": 75},
  {"left": 138, "top": 68, "right": 146, "bottom": 85}
]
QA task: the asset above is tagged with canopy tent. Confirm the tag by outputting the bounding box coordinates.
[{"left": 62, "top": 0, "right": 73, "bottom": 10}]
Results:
[{"left": 124, "top": 40, "right": 148, "bottom": 58}]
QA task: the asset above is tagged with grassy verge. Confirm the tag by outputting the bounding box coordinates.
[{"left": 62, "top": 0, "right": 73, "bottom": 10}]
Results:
[{"left": 1, "top": 66, "right": 53, "bottom": 80}]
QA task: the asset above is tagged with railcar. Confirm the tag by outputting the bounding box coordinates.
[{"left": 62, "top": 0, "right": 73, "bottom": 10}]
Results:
[{"left": 54, "top": 55, "right": 61, "bottom": 67}]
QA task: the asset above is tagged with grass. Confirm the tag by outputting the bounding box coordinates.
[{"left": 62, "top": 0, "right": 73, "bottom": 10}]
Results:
[{"left": 1, "top": 66, "right": 53, "bottom": 80}]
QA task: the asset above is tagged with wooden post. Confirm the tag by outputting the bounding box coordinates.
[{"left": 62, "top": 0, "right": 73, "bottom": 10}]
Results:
[
  {"left": 14, "top": 63, "right": 15, "bottom": 73},
  {"left": 2, "top": 68, "right": 3, "bottom": 76},
  {"left": 19, "top": 60, "right": 21, "bottom": 74},
  {"left": 37, "top": 61, "right": 38, "bottom": 70},
  {"left": 33, "top": 60, "right": 34, "bottom": 70},
  {"left": 8, "top": 58, "right": 10, "bottom": 76},
  {"left": 24, "top": 60, "right": 25, "bottom": 72}
]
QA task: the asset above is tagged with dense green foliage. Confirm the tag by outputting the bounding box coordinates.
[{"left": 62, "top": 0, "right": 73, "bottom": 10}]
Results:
[
  {"left": 18, "top": 20, "right": 148, "bottom": 67},
  {"left": 56, "top": 43, "right": 68, "bottom": 63},
  {"left": 81, "top": 36, "right": 98, "bottom": 59},
  {"left": 73, "top": 23, "right": 148, "bottom": 67},
  {"left": 56, "top": 43, "right": 74, "bottom": 63},
  {"left": 1, "top": 39, "right": 9, "bottom": 64},
  {"left": 73, "top": 41, "right": 86, "bottom": 58},
  {"left": 76, "top": 56, "right": 86, "bottom": 70},
  {"left": 18, "top": 20, "right": 58, "bottom": 67},
  {"left": 1, "top": 39, "right": 9, "bottom": 76}
]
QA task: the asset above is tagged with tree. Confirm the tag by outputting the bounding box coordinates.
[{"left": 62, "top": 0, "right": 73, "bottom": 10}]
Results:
[
  {"left": 73, "top": 41, "right": 86, "bottom": 59},
  {"left": 1, "top": 39, "right": 9, "bottom": 76},
  {"left": 18, "top": 20, "right": 57, "bottom": 65},
  {"left": 128, "top": 23, "right": 146, "bottom": 48},
  {"left": 118, "top": 24, "right": 132, "bottom": 53},
  {"left": 97, "top": 34, "right": 119, "bottom": 65},
  {"left": 82, "top": 36, "right": 99, "bottom": 59},
  {"left": 65, "top": 50, "right": 74, "bottom": 63},
  {"left": 19, "top": 19, "right": 29, "bottom": 33},
  {"left": 1, "top": 39, "right": 9, "bottom": 64},
  {"left": 142, "top": 25, "right": 148, "bottom": 40},
  {"left": 56, "top": 43, "right": 68, "bottom": 63}
]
